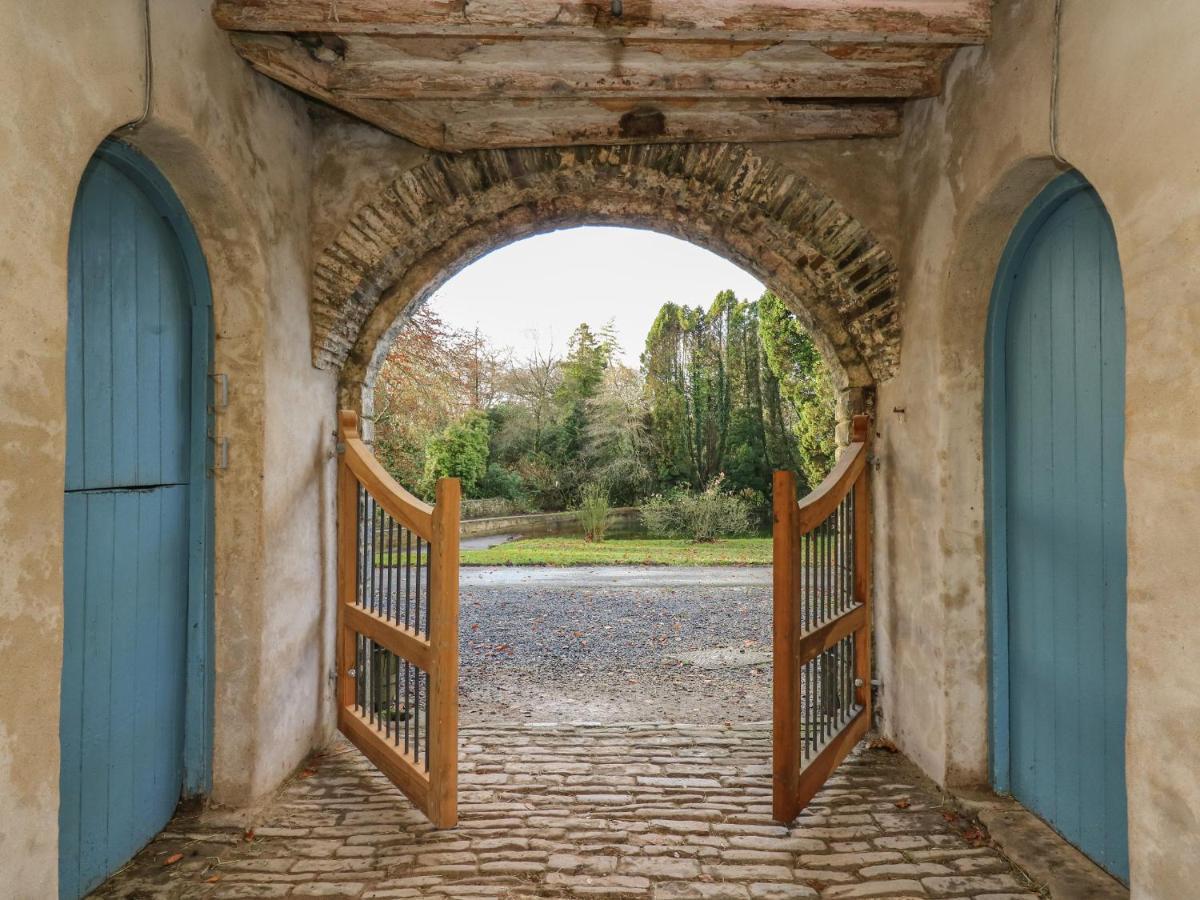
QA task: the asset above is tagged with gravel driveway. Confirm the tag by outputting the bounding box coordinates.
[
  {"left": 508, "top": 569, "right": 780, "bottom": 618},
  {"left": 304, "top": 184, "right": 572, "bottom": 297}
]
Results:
[{"left": 459, "top": 566, "right": 773, "bottom": 725}]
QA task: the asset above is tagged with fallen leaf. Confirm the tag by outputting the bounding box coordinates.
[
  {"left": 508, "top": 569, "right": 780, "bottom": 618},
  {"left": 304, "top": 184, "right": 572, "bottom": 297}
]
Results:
[
  {"left": 941, "top": 810, "right": 959, "bottom": 822},
  {"left": 894, "top": 799, "right": 911, "bottom": 809},
  {"left": 205, "top": 875, "right": 222, "bottom": 883},
  {"left": 243, "top": 829, "right": 255, "bottom": 842},
  {"left": 164, "top": 853, "right": 183, "bottom": 866},
  {"left": 300, "top": 768, "right": 318, "bottom": 779}
]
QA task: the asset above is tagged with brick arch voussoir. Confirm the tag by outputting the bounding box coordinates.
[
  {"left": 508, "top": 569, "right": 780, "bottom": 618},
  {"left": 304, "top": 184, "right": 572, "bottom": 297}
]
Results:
[{"left": 314, "top": 144, "right": 899, "bottom": 401}]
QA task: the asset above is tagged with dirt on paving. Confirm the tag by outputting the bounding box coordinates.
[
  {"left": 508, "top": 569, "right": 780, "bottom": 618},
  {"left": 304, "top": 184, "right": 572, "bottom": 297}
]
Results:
[{"left": 458, "top": 568, "right": 773, "bottom": 725}]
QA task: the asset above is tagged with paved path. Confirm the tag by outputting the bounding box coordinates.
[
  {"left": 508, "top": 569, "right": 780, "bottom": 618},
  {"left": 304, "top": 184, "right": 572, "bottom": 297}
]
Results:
[{"left": 93, "top": 724, "right": 1044, "bottom": 899}]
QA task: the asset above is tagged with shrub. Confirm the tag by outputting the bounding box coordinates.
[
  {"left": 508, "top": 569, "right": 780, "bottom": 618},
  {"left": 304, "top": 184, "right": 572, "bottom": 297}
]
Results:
[
  {"left": 420, "top": 411, "right": 490, "bottom": 498},
  {"left": 574, "top": 483, "right": 612, "bottom": 542},
  {"left": 480, "top": 463, "right": 526, "bottom": 503},
  {"left": 641, "top": 475, "right": 753, "bottom": 543}
]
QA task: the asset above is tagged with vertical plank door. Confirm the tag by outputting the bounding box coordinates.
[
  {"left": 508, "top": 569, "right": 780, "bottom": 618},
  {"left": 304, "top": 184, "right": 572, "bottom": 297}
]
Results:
[
  {"left": 60, "top": 149, "right": 197, "bottom": 898},
  {"left": 999, "top": 176, "right": 1128, "bottom": 881}
]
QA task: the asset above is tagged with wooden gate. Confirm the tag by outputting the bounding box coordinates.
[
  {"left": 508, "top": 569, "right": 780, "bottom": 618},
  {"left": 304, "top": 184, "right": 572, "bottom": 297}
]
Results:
[
  {"left": 337, "top": 410, "right": 460, "bottom": 828},
  {"left": 772, "top": 415, "right": 873, "bottom": 823}
]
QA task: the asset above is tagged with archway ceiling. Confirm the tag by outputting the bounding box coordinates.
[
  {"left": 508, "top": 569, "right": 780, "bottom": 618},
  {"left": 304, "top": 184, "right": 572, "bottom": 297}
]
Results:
[{"left": 213, "top": 0, "right": 990, "bottom": 151}]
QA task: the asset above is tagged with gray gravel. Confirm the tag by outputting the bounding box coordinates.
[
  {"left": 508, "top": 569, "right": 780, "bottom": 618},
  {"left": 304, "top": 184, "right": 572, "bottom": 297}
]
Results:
[{"left": 459, "top": 567, "right": 773, "bottom": 725}]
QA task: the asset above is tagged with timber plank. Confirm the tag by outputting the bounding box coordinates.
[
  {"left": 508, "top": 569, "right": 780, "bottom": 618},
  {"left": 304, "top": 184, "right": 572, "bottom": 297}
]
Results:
[
  {"left": 400, "top": 98, "right": 901, "bottom": 149},
  {"left": 794, "top": 708, "right": 870, "bottom": 812},
  {"left": 344, "top": 604, "right": 433, "bottom": 671},
  {"left": 214, "top": 0, "right": 991, "bottom": 44},
  {"left": 339, "top": 706, "right": 432, "bottom": 809},
  {"left": 233, "top": 33, "right": 946, "bottom": 100}
]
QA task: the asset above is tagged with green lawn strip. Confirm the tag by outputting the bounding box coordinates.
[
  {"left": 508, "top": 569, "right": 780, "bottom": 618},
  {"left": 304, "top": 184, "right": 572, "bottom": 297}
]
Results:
[{"left": 459, "top": 536, "right": 773, "bottom": 567}]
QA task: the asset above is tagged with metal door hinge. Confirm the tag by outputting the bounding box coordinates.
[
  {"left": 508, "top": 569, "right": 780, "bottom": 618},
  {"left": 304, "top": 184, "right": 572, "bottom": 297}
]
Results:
[
  {"left": 209, "top": 373, "right": 230, "bottom": 412},
  {"left": 209, "top": 435, "right": 229, "bottom": 474}
]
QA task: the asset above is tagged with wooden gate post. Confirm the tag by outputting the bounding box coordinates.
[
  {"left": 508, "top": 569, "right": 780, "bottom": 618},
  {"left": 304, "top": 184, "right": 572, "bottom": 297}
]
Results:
[
  {"left": 772, "top": 469, "right": 801, "bottom": 823},
  {"left": 336, "top": 410, "right": 361, "bottom": 712},
  {"left": 428, "top": 476, "right": 461, "bottom": 829},
  {"left": 851, "top": 415, "right": 873, "bottom": 721}
]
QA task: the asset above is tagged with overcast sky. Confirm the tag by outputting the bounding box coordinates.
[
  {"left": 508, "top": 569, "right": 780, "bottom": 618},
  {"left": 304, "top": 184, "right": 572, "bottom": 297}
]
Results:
[{"left": 430, "top": 226, "right": 766, "bottom": 366}]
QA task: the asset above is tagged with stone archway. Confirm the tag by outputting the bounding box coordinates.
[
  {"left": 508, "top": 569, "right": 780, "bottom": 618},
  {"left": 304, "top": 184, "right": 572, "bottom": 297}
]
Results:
[{"left": 310, "top": 143, "right": 900, "bottom": 424}]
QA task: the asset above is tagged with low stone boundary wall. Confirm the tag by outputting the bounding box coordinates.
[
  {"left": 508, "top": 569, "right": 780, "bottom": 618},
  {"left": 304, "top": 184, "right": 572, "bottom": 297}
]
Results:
[{"left": 460, "top": 506, "right": 642, "bottom": 539}]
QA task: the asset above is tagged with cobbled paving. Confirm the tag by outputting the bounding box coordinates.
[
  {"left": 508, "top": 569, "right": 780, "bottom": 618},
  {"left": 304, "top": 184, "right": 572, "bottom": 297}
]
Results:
[{"left": 92, "top": 724, "right": 1044, "bottom": 899}]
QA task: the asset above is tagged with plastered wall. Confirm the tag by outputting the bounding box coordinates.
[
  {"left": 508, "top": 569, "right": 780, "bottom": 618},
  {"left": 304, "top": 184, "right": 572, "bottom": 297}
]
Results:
[
  {"left": 5, "top": 0, "right": 1199, "bottom": 895},
  {"left": 0, "top": 2, "right": 337, "bottom": 892},
  {"left": 878, "top": 0, "right": 1200, "bottom": 894}
]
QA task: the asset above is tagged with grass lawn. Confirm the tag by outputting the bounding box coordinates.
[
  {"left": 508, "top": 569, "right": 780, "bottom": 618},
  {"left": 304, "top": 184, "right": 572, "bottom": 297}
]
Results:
[{"left": 459, "top": 535, "right": 773, "bottom": 567}]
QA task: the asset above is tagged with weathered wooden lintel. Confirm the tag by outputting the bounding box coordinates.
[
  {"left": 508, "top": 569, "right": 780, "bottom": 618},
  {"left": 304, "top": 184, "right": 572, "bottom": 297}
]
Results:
[
  {"left": 233, "top": 37, "right": 904, "bottom": 150},
  {"left": 214, "top": 0, "right": 992, "bottom": 45},
  {"left": 231, "top": 32, "right": 947, "bottom": 101}
]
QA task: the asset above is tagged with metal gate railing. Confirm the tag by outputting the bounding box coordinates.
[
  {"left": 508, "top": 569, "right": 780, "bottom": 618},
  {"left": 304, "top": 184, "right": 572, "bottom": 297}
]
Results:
[
  {"left": 336, "top": 410, "right": 459, "bottom": 828},
  {"left": 772, "top": 415, "right": 873, "bottom": 822}
]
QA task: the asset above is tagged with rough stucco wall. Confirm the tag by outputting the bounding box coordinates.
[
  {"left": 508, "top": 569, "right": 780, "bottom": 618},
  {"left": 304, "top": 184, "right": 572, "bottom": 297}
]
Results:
[
  {"left": 886, "top": 0, "right": 1200, "bottom": 894},
  {"left": 0, "top": 1, "right": 336, "bottom": 891}
]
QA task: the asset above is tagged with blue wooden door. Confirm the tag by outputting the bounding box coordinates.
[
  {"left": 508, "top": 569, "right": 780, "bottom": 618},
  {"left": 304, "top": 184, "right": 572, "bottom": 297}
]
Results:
[
  {"left": 60, "top": 144, "right": 205, "bottom": 898},
  {"left": 991, "top": 175, "right": 1128, "bottom": 880}
]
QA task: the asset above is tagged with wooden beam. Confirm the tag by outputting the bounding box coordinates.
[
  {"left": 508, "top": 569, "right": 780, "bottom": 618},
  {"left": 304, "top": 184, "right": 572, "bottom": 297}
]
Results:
[
  {"left": 425, "top": 98, "right": 902, "bottom": 149},
  {"left": 214, "top": 0, "right": 991, "bottom": 45},
  {"left": 230, "top": 38, "right": 902, "bottom": 148},
  {"left": 231, "top": 33, "right": 948, "bottom": 100},
  {"left": 343, "top": 604, "right": 433, "bottom": 671},
  {"left": 233, "top": 36, "right": 452, "bottom": 147}
]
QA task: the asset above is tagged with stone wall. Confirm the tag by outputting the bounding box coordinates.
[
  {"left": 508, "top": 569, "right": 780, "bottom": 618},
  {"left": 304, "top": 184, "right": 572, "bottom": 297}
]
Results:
[
  {"left": 306, "top": 134, "right": 905, "bottom": 430},
  {"left": 0, "top": 1, "right": 337, "bottom": 891},
  {"left": 460, "top": 507, "right": 642, "bottom": 540},
  {"left": 876, "top": 0, "right": 1200, "bottom": 894}
]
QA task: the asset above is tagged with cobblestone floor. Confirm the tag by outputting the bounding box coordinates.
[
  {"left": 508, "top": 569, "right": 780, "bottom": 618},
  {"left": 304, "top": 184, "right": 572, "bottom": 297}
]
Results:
[{"left": 93, "top": 725, "right": 1045, "bottom": 900}]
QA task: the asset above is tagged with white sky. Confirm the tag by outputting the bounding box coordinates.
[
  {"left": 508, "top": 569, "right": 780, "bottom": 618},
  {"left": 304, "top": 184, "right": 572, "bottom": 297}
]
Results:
[{"left": 428, "top": 226, "right": 766, "bottom": 366}]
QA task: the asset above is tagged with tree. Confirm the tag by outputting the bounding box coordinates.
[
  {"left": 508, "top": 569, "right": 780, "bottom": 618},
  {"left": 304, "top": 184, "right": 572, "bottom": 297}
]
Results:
[
  {"left": 641, "top": 291, "right": 805, "bottom": 498},
  {"left": 372, "top": 306, "right": 466, "bottom": 489},
  {"left": 499, "top": 343, "right": 562, "bottom": 457},
  {"left": 556, "top": 322, "right": 618, "bottom": 465},
  {"left": 758, "top": 291, "right": 837, "bottom": 490},
  {"left": 585, "top": 363, "right": 654, "bottom": 506},
  {"left": 372, "top": 305, "right": 510, "bottom": 490}
]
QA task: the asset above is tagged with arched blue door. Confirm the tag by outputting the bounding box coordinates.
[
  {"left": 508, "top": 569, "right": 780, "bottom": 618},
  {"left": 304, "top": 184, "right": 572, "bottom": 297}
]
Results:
[
  {"left": 60, "top": 141, "right": 213, "bottom": 898},
  {"left": 987, "top": 172, "right": 1128, "bottom": 881}
]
